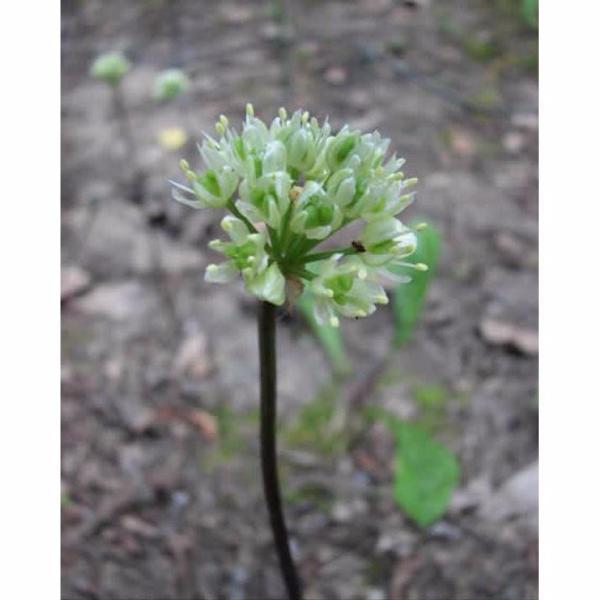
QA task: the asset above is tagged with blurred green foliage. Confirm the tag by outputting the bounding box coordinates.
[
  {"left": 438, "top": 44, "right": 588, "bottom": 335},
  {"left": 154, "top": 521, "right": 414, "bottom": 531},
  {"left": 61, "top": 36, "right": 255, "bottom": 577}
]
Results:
[
  {"left": 391, "top": 419, "right": 459, "bottom": 527},
  {"left": 412, "top": 382, "right": 469, "bottom": 433},
  {"left": 413, "top": 383, "right": 449, "bottom": 409},
  {"left": 463, "top": 35, "right": 501, "bottom": 62},
  {"left": 285, "top": 480, "right": 334, "bottom": 510},
  {"left": 391, "top": 221, "right": 441, "bottom": 346},
  {"left": 297, "top": 293, "right": 351, "bottom": 377},
  {"left": 204, "top": 406, "right": 259, "bottom": 468},
  {"left": 521, "top": 0, "right": 538, "bottom": 29},
  {"left": 282, "top": 383, "right": 347, "bottom": 454},
  {"left": 367, "top": 406, "right": 459, "bottom": 526},
  {"left": 494, "top": 0, "right": 538, "bottom": 29}
]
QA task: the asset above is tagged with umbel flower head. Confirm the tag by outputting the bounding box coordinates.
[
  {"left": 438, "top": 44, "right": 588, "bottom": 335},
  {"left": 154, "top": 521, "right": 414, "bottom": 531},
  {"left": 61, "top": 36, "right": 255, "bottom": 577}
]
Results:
[
  {"left": 170, "top": 105, "right": 427, "bottom": 326},
  {"left": 90, "top": 52, "right": 130, "bottom": 86},
  {"left": 154, "top": 68, "right": 190, "bottom": 101}
]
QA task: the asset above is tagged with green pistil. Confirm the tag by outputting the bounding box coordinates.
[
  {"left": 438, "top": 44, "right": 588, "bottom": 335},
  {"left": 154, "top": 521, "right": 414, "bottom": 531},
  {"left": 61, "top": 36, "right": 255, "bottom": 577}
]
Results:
[
  {"left": 234, "top": 137, "right": 246, "bottom": 160},
  {"left": 304, "top": 202, "right": 333, "bottom": 228},
  {"left": 336, "top": 136, "right": 357, "bottom": 164},
  {"left": 369, "top": 239, "right": 394, "bottom": 254},
  {"left": 225, "top": 240, "right": 256, "bottom": 269},
  {"left": 200, "top": 170, "right": 220, "bottom": 197}
]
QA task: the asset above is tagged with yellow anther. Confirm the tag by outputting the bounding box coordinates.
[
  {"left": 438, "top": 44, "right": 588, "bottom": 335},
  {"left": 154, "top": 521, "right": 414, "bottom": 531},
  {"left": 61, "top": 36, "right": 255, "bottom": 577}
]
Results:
[{"left": 289, "top": 185, "right": 303, "bottom": 201}]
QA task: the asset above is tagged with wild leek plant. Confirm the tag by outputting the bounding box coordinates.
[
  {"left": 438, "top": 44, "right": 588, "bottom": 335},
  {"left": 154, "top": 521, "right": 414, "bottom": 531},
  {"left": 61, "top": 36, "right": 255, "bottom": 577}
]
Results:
[
  {"left": 170, "top": 105, "right": 428, "bottom": 599},
  {"left": 90, "top": 51, "right": 145, "bottom": 203}
]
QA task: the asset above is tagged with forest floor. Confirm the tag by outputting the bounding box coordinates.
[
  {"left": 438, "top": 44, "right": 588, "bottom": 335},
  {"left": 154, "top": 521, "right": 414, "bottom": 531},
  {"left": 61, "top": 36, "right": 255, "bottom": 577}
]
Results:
[{"left": 61, "top": 1, "right": 538, "bottom": 598}]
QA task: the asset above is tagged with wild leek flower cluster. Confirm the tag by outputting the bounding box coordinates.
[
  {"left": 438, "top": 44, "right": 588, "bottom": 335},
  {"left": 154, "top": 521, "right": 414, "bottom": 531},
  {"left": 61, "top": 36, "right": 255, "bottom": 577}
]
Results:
[
  {"left": 90, "top": 52, "right": 130, "bottom": 86},
  {"left": 154, "top": 69, "right": 190, "bottom": 101},
  {"left": 171, "top": 105, "right": 427, "bottom": 327}
]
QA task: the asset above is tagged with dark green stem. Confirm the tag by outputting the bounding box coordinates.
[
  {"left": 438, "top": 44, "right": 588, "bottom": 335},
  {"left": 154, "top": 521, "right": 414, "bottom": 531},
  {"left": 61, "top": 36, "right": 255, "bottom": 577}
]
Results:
[
  {"left": 301, "top": 217, "right": 356, "bottom": 255},
  {"left": 258, "top": 301, "right": 303, "bottom": 600},
  {"left": 302, "top": 246, "right": 359, "bottom": 264},
  {"left": 287, "top": 267, "right": 316, "bottom": 281},
  {"left": 278, "top": 204, "right": 294, "bottom": 258},
  {"left": 112, "top": 84, "right": 137, "bottom": 163},
  {"left": 227, "top": 199, "right": 258, "bottom": 234}
]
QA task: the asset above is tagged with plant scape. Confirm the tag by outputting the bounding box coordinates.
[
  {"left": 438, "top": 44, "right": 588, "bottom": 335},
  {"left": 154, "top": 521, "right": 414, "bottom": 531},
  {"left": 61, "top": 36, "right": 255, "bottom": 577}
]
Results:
[{"left": 171, "top": 105, "right": 431, "bottom": 599}]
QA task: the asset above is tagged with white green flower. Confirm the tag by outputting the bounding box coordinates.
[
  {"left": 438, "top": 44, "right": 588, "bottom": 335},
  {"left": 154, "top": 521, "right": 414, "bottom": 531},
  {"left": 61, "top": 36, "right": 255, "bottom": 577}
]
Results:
[
  {"left": 173, "top": 156, "right": 238, "bottom": 208},
  {"left": 237, "top": 171, "right": 291, "bottom": 229},
  {"left": 290, "top": 181, "right": 343, "bottom": 240},
  {"left": 170, "top": 105, "right": 428, "bottom": 321},
  {"left": 359, "top": 217, "right": 417, "bottom": 266},
  {"left": 306, "top": 255, "right": 388, "bottom": 327},
  {"left": 90, "top": 52, "right": 130, "bottom": 86},
  {"left": 206, "top": 216, "right": 285, "bottom": 305}
]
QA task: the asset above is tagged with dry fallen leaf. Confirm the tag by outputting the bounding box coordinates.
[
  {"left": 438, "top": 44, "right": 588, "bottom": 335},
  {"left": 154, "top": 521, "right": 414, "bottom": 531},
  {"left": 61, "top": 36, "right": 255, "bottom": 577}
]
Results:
[
  {"left": 185, "top": 409, "right": 218, "bottom": 441},
  {"left": 389, "top": 556, "right": 422, "bottom": 600},
  {"left": 324, "top": 66, "right": 348, "bottom": 85},
  {"left": 61, "top": 265, "right": 91, "bottom": 301},
  {"left": 171, "top": 334, "right": 213, "bottom": 379},
  {"left": 479, "top": 317, "right": 538, "bottom": 355},
  {"left": 478, "top": 461, "right": 538, "bottom": 533},
  {"left": 502, "top": 131, "right": 525, "bottom": 154},
  {"left": 153, "top": 406, "right": 218, "bottom": 442},
  {"left": 219, "top": 4, "right": 253, "bottom": 24},
  {"left": 120, "top": 515, "right": 160, "bottom": 539},
  {"left": 448, "top": 128, "right": 477, "bottom": 158}
]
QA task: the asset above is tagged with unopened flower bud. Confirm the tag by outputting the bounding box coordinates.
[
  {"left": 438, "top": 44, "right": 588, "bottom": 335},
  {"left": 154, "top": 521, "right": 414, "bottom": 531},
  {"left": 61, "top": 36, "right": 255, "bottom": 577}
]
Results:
[
  {"left": 153, "top": 68, "right": 189, "bottom": 101},
  {"left": 90, "top": 52, "right": 130, "bottom": 86}
]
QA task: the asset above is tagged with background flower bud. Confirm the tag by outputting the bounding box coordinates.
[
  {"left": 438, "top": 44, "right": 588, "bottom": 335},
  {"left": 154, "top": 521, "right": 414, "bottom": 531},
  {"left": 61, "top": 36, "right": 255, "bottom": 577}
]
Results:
[
  {"left": 153, "top": 68, "right": 189, "bottom": 101},
  {"left": 90, "top": 52, "right": 130, "bottom": 86}
]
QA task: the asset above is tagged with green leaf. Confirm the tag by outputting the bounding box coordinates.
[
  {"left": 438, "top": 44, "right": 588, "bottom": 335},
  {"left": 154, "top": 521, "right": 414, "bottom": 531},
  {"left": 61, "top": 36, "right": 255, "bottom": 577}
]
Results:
[
  {"left": 522, "top": 0, "right": 538, "bottom": 29},
  {"left": 391, "top": 221, "right": 441, "bottom": 346},
  {"left": 297, "top": 292, "right": 351, "bottom": 378},
  {"left": 389, "top": 420, "right": 459, "bottom": 527}
]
